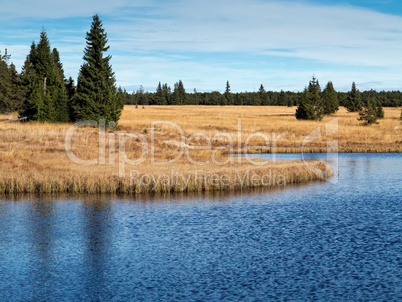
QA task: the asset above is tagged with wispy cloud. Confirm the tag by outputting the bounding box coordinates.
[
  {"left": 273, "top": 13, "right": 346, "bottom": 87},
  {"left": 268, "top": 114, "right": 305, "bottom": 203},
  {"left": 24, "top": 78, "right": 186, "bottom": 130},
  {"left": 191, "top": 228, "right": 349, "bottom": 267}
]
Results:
[{"left": 2, "top": 0, "right": 402, "bottom": 92}]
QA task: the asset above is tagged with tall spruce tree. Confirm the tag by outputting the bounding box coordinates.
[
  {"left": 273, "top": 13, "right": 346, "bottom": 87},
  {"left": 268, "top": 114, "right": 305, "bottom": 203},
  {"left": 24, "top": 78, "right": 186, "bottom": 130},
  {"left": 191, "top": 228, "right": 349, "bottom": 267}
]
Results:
[
  {"left": 222, "top": 80, "right": 233, "bottom": 105},
  {"left": 345, "top": 82, "right": 362, "bottom": 112},
  {"left": 20, "top": 30, "right": 69, "bottom": 122},
  {"left": 322, "top": 81, "right": 338, "bottom": 114},
  {"left": 295, "top": 76, "right": 324, "bottom": 120},
  {"left": 154, "top": 82, "right": 166, "bottom": 105},
  {"left": 72, "top": 14, "right": 123, "bottom": 125}
]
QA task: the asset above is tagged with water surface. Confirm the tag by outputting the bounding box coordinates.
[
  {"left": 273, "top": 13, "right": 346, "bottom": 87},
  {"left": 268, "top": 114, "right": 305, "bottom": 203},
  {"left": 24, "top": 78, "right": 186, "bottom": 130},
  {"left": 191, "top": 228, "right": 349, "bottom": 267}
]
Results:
[{"left": 0, "top": 153, "right": 401, "bottom": 301}]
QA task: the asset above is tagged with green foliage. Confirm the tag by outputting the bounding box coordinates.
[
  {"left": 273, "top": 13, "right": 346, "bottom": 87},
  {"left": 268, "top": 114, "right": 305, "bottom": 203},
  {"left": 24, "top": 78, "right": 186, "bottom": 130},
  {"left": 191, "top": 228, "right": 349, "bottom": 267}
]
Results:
[
  {"left": 135, "top": 85, "right": 148, "bottom": 106},
  {"left": 222, "top": 81, "right": 234, "bottom": 105},
  {"left": 345, "top": 82, "right": 362, "bottom": 112},
  {"left": 72, "top": 14, "right": 123, "bottom": 126},
  {"left": 277, "top": 90, "right": 287, "bottom": 106},
  {"left": 295, "top": 76, "right": 324, "bottom": 120},
  {"left": 322, "top": 81, "right": 338, "bottom": 114},
  {"left": 259, "top": 84, "right": 269, "bottom": 105},
  {"left": 0, "top": 52, "right": 24, "bottom": 113},
  {"left": 154, "top": 82, "right": 166, "bottom": 105},
  {"left": 170, "top": 80, "right": 186, "bottom": 105},
  {"left": 358, "top": 98, "right": 381, "bottom": 125},
  {"left": 20, "top": 30, "right": 70, "bottom": 122}
]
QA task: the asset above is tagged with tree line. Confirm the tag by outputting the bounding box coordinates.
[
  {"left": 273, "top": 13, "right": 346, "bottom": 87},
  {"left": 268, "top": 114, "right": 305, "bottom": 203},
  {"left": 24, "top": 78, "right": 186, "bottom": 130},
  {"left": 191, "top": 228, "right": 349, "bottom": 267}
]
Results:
[
  {"left": 0, "top": 15, "right": 123, "bottom": 125},
  {"left": 119, "top": 80, "right": 402, "bottom": 108}
]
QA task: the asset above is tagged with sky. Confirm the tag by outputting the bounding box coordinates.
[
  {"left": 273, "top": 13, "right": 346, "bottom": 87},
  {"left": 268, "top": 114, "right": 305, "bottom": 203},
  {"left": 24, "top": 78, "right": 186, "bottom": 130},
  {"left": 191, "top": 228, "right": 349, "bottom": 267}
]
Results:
[{"left": 1, "top": 0, "right": 402, "bottom": 93}]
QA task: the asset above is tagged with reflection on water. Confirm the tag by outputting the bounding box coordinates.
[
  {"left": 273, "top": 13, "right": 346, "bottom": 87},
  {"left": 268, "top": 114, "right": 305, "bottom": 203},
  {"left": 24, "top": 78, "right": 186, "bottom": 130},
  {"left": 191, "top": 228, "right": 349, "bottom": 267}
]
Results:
[{"left": 0, "top": 153, "right": 401, "bottom": 301}]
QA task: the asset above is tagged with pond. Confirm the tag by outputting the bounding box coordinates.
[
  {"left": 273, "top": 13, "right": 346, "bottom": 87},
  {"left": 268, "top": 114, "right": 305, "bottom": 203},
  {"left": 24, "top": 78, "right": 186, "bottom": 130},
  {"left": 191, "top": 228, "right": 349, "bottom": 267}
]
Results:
[{"left": 0, "top": 153, "right": 401, "bottom": 301}]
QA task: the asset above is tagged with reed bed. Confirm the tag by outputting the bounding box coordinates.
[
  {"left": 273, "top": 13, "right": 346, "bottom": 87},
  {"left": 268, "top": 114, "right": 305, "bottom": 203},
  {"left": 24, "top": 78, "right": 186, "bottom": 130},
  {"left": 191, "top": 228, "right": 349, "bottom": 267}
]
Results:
[{"left": 0, "top": 161, "right": 332, "bottom": 195}]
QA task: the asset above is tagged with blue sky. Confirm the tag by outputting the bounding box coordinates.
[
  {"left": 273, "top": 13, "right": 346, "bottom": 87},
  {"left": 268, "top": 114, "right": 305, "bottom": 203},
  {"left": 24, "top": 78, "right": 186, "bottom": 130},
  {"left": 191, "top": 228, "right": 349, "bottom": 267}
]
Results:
[{"left": 1, "top": 0, "right": 402, "bottom": 93}]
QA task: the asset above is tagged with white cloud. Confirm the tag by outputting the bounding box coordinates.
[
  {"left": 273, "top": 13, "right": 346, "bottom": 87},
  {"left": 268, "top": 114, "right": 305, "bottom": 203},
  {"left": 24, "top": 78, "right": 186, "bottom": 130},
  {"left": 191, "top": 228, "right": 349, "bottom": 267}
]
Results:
[
  {"left": 2, "top": 0, "right": 402, "bottom": 92},
  {"left": 106, "top": 0, "right": 402, "bottom": 66}
]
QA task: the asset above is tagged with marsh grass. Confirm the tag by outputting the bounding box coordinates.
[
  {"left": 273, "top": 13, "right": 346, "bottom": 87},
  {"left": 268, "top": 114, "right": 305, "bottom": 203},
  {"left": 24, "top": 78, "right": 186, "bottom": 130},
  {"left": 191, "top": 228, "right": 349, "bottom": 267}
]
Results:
[{"left": 1, "top": 105, "right": 400, "bottom": 195}]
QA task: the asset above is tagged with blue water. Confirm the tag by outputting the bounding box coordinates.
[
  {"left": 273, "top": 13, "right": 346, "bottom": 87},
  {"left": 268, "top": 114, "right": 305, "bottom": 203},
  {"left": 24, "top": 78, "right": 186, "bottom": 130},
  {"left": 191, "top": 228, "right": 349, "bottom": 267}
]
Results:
[{"left": 0, "top": 153, "right": 401, "bottom": 301}]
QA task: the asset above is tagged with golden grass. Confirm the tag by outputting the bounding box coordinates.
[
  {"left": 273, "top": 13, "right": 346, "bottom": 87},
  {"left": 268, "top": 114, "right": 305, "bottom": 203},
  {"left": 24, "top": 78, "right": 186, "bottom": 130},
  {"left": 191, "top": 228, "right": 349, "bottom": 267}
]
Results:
[
  {"left": 2, "top": 105, "right": 400, "bottom": 195},
  {"left": 119, "top": 105, "right": 402, "bottom": 153}
]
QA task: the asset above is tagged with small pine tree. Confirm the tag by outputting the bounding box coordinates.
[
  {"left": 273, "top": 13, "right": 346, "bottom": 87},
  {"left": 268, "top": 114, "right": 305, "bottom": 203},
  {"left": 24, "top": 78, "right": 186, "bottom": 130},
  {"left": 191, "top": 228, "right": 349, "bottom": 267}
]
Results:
[
  {"left": 358, "top": 98, "right": 380, "bottom": 125},
  {"left": 345, "top": 82, "right": 362, "bottom": 112},
  {"left": 295, "top": 76, "right": 324, "bottom": 120},
  {"left": 322, "top": 81, "right": 338, "bottom": 114},
  {"left": 72, "top": 14, "right": 123, "bottom": 126}
]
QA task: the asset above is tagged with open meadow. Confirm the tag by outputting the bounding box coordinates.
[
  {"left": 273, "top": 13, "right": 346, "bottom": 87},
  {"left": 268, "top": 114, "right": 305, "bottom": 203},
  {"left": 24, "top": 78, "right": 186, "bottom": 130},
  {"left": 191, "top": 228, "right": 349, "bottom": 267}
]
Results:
[{"left": 1, "top": 105, "right": 400, "bottom": 195}]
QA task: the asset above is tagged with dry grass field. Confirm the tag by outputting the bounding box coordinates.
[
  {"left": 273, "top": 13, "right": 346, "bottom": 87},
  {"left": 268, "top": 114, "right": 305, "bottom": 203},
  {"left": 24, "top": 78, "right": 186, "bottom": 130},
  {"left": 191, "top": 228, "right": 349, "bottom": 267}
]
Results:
[
  {"left": 119, "top": 105, "right": 402, "bottom": 153},
  {"left": 1, "top": 105, "right": 400, "bottom": 195}
]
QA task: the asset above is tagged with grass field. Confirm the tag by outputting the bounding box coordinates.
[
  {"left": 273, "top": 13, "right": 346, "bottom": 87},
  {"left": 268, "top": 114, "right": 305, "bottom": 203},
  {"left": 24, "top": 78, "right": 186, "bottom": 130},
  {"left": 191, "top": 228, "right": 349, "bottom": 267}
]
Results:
[{"left": 1, "top": 105, "right": 400, "bottom": 195}]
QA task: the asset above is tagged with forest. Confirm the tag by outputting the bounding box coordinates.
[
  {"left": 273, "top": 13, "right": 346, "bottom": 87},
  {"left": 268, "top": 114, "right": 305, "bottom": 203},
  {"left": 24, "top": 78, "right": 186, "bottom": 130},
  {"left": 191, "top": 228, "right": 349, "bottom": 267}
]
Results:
[{"left": 119, "top": 80, "right": 402, "bottom": 107}]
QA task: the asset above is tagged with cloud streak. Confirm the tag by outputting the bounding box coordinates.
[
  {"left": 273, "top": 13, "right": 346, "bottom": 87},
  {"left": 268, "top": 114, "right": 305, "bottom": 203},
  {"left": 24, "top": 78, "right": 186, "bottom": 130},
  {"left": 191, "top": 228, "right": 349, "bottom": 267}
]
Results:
[{"left": 2, "top": 0, "right": 402, "bottom": 92}]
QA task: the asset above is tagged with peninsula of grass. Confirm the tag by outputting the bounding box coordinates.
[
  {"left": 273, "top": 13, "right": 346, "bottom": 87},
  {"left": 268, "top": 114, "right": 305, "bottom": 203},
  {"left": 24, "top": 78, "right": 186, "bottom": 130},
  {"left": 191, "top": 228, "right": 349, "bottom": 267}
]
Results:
[{"left": 1, "top": 105, "right": 400, "bottom": 195}]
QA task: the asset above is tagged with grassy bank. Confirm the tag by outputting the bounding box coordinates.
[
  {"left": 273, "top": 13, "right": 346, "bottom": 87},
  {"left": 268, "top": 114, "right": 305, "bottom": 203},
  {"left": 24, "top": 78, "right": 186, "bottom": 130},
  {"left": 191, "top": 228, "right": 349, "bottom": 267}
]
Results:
[{"left": 2, "top": 105, "right": 399, "bottom": 195}]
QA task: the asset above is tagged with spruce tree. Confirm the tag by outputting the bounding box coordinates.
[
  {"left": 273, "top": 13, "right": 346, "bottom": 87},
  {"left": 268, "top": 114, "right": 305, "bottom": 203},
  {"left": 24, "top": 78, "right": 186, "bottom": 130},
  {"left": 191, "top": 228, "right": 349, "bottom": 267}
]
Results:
[
  {"left": 154, "top": 82, "right": 165, "bottom": 105},
  {"left": 259, "top": 84, "right": 269, "bottom": 105},
  {"left": 51, "top": 48, "right": 70, "bottom": 122},
  {"left": 222, "top": 80, "right": 233, "bottom": 105},
  {"left": 20, "top": 30, "right": 69, "bottom": 122},
  {"left": 322, "top": 81, "right": 338, "bottom": 114},
  {"left": 135, "top": 85, "right": 148, "bottom": 106},
  {"left": 72, "top": 14, "right": 123, "bottom": 125},
  {"left": 277, "top": 90, "right": 287, "bottom": 106},
  {"left": 171, "top": 80, "right": 186, "bottom": 105},
  {"left": 0, "top": 52, "right": 14, "bottom": 113},
  {"left": 358, "top": 98, "right": 380, "bottom": 124},
  {"left": 295, "top": 76, "right": 324, "bottom": 120},
  {"left": 162, "top": 83, "right": 171, "bottom": 105},
  {"left": 345, "top": 82, "right": 362, "bottom": 112}
]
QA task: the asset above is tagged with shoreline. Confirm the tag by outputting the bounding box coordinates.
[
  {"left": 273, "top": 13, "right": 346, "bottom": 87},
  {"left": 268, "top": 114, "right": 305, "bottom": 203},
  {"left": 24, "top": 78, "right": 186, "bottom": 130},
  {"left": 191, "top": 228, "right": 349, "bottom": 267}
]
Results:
[{"left": 0, "top": 160, "right": 333, "bottom": 195}]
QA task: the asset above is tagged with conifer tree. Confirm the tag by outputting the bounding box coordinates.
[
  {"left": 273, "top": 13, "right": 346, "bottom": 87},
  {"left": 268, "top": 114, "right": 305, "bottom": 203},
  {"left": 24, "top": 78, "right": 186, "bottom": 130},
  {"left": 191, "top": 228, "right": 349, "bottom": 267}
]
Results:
[
  {"left": 295, "top": 76, "right": 324, "bottom": 120},
  {"left": 20, "top": 30, "right": 69, "bottom": 122},
  {"left": 345, "top": 82, "right": 362, "bottom": 112},
  {"left": 322, "top": 81, "right": 338, "bottom": 114},
  {"left": 171, "top": 80, "right": 186, "bottom": 105},
  {"left": 222, "top": 80, "right": 233, "bottom": 105},
  {"left": 358, "top": 98, "right": 380, "bottom": 124},
  {"left": 258, "top": 84, "right": 269, "bottom": 105},
  {"left": 162, "top": 83, "right": 171, "bottom": 105},
  {"left": 0, "top": 52, "right": 15, "bottom": 113},
  {"left": 154, "top": 82, "right": 166, "bottom": 105},
  {"left": 72, "top": 14, "right": 123, "bottom": 125},
  {"left": 277, "top": 90, "right": 287, "bottom": 106},
  {"left": 136, "top": 85, "right": 148, "bottom": 106}
]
